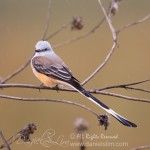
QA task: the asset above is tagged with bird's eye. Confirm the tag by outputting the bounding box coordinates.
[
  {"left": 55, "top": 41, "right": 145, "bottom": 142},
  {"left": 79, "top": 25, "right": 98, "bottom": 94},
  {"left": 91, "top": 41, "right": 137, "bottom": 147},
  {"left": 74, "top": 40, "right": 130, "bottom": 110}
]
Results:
[{"left": 44, "top": 48, "right": 47, "bottom": 51}]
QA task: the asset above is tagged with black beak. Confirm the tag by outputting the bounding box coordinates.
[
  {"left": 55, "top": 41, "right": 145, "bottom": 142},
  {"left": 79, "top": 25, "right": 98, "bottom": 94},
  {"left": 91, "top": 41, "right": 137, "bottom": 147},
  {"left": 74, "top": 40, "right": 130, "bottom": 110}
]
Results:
[{"left": 35, "top": 49, "right": 40, "bottom": 52}]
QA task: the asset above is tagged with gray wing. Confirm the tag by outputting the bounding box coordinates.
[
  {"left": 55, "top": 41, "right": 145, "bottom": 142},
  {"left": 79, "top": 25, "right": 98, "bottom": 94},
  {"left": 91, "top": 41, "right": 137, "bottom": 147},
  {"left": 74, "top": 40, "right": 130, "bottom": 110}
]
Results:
[{"left": 32, "top": 56, "right": 79, "bottom": 83}]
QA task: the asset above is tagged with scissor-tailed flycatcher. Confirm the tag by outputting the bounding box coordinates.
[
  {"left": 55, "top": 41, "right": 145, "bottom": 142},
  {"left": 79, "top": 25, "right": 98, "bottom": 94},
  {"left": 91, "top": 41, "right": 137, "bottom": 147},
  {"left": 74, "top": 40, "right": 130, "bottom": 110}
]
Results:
[{"left": 31, "top": 40, "right": 137, "bottom": 127}]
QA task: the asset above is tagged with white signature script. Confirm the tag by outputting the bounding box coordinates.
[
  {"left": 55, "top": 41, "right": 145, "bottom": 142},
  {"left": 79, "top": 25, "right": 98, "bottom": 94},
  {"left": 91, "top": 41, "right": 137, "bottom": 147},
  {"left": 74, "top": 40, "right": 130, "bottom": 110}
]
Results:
[{"left": 16, "top": 129, "right": 70, "bottom": 147}]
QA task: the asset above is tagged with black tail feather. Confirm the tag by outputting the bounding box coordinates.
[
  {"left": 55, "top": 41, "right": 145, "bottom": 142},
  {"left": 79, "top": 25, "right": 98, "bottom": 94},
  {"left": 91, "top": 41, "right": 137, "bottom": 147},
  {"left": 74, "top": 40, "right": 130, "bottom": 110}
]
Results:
[{"left": 71, "top": 83, "right": 137, "bottom": 127}]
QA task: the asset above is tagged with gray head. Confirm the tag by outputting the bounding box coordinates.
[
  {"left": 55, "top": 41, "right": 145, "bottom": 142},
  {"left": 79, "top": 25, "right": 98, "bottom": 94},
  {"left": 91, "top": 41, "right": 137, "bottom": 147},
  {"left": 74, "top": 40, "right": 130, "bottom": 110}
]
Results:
[{"left": 35, "top": 41, "right": 53, "bottom": 53}]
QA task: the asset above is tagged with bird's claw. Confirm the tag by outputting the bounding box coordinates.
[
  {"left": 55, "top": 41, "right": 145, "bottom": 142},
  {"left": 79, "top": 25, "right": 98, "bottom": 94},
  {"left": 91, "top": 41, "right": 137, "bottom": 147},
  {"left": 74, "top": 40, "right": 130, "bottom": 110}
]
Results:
[
  {"left": 52, "top": 85, "right": 60, "bottom": 93},
  {"left": 38, "top": 83, "right": 45, "bottom": 92}
]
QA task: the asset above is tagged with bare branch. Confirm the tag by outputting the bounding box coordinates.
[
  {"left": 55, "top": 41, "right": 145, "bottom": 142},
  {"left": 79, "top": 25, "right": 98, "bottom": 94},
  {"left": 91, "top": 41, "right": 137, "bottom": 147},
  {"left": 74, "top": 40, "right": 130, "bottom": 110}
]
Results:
[
  {"left": 0, "top": 130, "right": 11, "bottom": 150},
  {"left": 82, "top": 3, "right": 150, "bottom": 86},
  {"left": 0, "top": 131, "right": 21, "bottom": 149},
  {"left": 0, "top": 83, "right": 50, "bottom": 90},
  {"left": 130, "top": 145, "right": 150, "bottom": 150},
  {"left": 0, "top": 131, "right": 20, "bottom": 149},
  {"left": 53, "top": 17, "right": 105, "bottom": 49},
  {"left": 0, "top": 94, "right": 98, "bottom": 117},
  {"left": 125, "top": 87, "right": 150, "bottom": 93},
  {"left": 0, "top": 0, "right": 52, "bottom": 84},
  {"left": 41, "top": 0, "right": 52, "bottom": 40},
  {"left": 99, "top": 78, "right": 150, "bottom": 91},
  {"left": 0, "top": 83, "right": 75, "bottom": 92},
  {"left": 45, "top": 21, "right": 71, "bottom": 40},
  {"left": 82, "top": 0, "right": 118, "bottom": 85},
  {"left": 0, "top": 55, "right": 33, "bottom": 84},
  {"left": 117, "top": 13, "right": 150, "bottom": 34},
  {"left": 81, "top": 41, "right": 117, "bottom": 85},
  {"left": 0, "top": 123, "right": 36, "bottom": 149},
  {"left": 98, "top": 0, "right": 117, "bottom": 40},
  {"left": 1, "top": 82, "right": 150, "bottom": 103},
  {"left": 91, "top": 90, "right": 150, "bottom": 103},
  {"left": 0, "top": 17, "right": 105, "bottom": 84},
  {"left": 1, "top": 78, "right": 150, "bottom": 94}
]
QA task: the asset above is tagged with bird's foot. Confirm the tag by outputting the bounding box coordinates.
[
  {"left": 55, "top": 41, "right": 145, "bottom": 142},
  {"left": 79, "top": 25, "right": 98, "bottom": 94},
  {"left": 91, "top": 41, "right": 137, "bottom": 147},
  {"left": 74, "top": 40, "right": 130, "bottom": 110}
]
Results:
[
  {"left": 38, "top": 83, "right": 45, "bottom": 92},
  {"left": 52, "top": 84, "right": 60, "bottom": 93}
]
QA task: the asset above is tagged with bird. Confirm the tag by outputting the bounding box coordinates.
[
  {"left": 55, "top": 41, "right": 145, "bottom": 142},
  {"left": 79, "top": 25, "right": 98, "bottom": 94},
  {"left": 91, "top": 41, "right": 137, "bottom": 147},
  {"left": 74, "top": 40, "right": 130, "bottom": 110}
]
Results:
[{"left": 31, "top": 40, "right": 137, "bottom": 127}]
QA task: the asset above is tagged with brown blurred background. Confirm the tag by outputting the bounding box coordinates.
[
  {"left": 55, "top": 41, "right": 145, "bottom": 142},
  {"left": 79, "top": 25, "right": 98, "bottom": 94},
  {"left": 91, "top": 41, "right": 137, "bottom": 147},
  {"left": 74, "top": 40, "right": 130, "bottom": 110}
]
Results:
[{"left": 0, "top": 0, "right": 150, "bottom": 149}]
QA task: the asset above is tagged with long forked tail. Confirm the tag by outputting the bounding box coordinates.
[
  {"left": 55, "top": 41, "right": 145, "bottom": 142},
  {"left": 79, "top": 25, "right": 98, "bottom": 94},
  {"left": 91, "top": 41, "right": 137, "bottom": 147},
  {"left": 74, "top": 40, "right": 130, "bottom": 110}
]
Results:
[{"left": 72, "top": 84, "right": 137, "bottom": 127}]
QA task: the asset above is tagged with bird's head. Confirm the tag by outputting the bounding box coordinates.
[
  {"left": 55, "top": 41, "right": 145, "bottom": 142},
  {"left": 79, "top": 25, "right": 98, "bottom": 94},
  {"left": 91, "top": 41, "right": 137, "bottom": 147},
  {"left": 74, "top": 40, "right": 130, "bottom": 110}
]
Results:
[{"left": 35, "top": 40, "right": 53, "bottom": 53}]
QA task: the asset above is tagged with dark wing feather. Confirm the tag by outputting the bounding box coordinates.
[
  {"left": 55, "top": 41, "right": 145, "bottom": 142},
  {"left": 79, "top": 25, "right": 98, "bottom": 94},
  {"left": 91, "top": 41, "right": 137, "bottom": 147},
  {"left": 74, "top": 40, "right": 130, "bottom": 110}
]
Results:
[{"left": 32, "top": 57, "right": 80, "bottom": 84}]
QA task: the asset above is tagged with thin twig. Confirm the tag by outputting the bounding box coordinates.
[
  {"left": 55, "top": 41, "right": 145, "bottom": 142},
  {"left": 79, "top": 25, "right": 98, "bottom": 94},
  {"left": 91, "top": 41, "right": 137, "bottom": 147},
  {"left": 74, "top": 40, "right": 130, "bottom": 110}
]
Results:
[
  {"left": 81, "top": 41, "right": 117, "bottom": 85},
  {"left": 0, "top": 130, "right": 11, "bottom": 150},
  {"left": 125, "top": 87, "right": 150, "bottom": 93},
  {"left": 0, "top": 83, "right": 51, "bottom": 90},
  {"left": 0, "top": 55, "right": 33, "bottom": 84},
  {"left": 41, "top": 0, "right": 52, "bottom": 40},
  {"left": 0, "top": 94, "right": 98, "bottom": 117},
  {"left": 1, "top": 83, "right": 150, "bottom": 103},
  {"left": 130, "top": 145, "right": 150, "bottom": 150},
  {"left": 0, "top": 83, "right": 75, "bottom": 92},
  {"left": 0, "top": 0, "right": 52, "bottom": 84},
  {"left": 45, "top": 21, "right": 71, "bottom": 40},
  {"left": 0, "top": 18, "right": 105, "bottom": 84},
  {"left": 117, "top": 14, "right": 150, "bottom": 34},
  {"left": 0, "top": 0, "right": 51, "bottom": 84},
  {"left": 91, "top": 90, "right": 150, "bottom": 103},
  {"left": 4, "top": 132, "right": 20, "bottom": 146},
  {"left": 1, "top": 81, "right": 150, "bottom": 94},
  {"left": 98, "top": 0, "right": 117, "bottom": 40},
  {"left": 0, "top": 123, "right": 36, "bottom": 149},
  {"left": 0, "top": 133, "right": 19, "bottom": 149},
  {"left": 99, "top": 78, "right": 150, "bottom": 91},
  {"left": 53, "top": 17, "right": 105, "bottom": 49},
  {"left": 82, "top": 3, "right": 150, "bottom": 86},
  {"left": 82, "top": 0, "right": 117, "bottom": 86}
]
